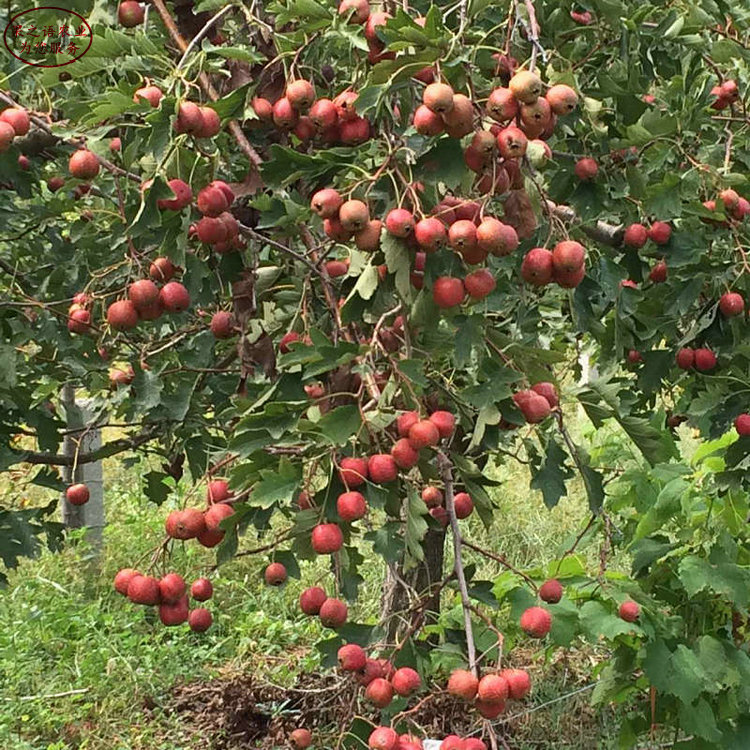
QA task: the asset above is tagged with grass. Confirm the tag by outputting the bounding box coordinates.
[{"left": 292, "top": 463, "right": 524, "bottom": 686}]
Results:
[{"left": 0, "top": 411, "right": 631, "bottom": 750}]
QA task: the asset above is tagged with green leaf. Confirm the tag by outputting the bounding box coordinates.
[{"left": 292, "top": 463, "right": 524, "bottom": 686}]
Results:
[
  {"left": 143, "top": 471, "right": 171, "bottom": 505},
  {"left": 250, "top": 459, "right": 301, "bottom": 508},
  {"left": 404, "top": 487, "right": 428, "bottom": 569},
  {"left": 529, "top": 438, "right": 572, "bottom": 509},
  {"left": 382, "top": 231, "right": 412, "bottom": 302},
  {"left": 306, "top": 405, "right": 362, "bottom": 446}
]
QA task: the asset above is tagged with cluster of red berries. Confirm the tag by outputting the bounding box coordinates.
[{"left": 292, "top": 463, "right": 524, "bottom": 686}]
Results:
[
  {"left": 163, "top": 479, "right": 236, "bottom": 549},
  {"left": 173, "top": 100, "right": 222, "bottom": 139},
  {"left": 420, "top": 485, "right": 474, "bottom": 527},
  {"left": 298, "top": 584, "right": 349, "bottom": 628},
  {"left": 252, "top": 79, "right": 371, "bottom": 146},
  {"left": 710, "top": 79, "right": 740, "bottom": 111},
  {"left": 703, "top": 188, "right": 750, "bottom": 225},
  {"left": 675, "top": 347, "right": 717, "bottom": 372},
  {"left": 512, "top": 382, "right": 559, "bottom": 424},
  {"left": 190, "top": 180, "right": 243, "bottom": 253},
  {"left": 520, "top": 241, "right": 587, "bottom": 289},
  {"left": 0, "top": 106, "right": 30, "bottom": 153},
  {"left": 447, "top": 666, "right": 532, "bottom": 721},
  {"left": 113, "top": 567, "right": 214, "bottom": 632},
  {"left": 106, "top": 276, "right": 191, "bottom": 332},
  {"left": 622, "top": 220, "right": 671, "bottom": 250},
  {"left": 367, "top": 728, "right": 489, "bottom": 750}
]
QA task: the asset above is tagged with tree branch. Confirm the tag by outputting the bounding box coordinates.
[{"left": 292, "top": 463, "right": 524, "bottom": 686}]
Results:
[{"left": 548, "top": 201, "right": 624, "bottom": 247}]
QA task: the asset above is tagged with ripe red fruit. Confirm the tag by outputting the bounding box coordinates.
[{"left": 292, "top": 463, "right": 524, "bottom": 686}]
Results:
[
  {"left": 397, "top": 410, "right": 419, "bottom": 437},
  {"left": 694, "top": 348, "right": 717, "bottom": 372},
  {"left": 107, "top": 300, "right": 139, "bottom": 331},
  {"left": 627, "top": 349, "right": 643, "bottom": 364},
  {"left": 509, "top": 70, "right": 543, "bottom": 103},
  {"left": 513, "top": 390, "right": 552, "bottom": 424},
  {"left": 647, "top": 221, "right": 671, "bottom": 245},
  {"left": 500, "top": 668, "right": 531, "bottom": 700},
  {"left": 545, "top": 84, "right": 578, "bottom": 115},
  {"left": 465, "top": 269, "right": 496, "bottom": 300},
  {"left": 309, "top": 98, "right": 338, "bottom": 130},
  {"left": 188, "top": 607, "right": 213, "bottom": 632},
  {"left": 264, "top": 562, "right": 287, "bottom": 586},
  {"left": 279, "top": 331, "right": 301, "bottom": 354},
  {"left": 338, "top": 643, "right": 367, "bottom": 671},
  {"left": 448, "top": 669, "right": 478, "bottom": 700},
  {"left": 157, "top": 178, "right": 192, "bottom": 211},
  {"left": 134, "top": 85, "right": 163, "bottom": 107},
  {"left": 67, "top": 309, "right": 92, "bottom": 334},
  {"left": 735, "top": 414, "right": 750, "bottom": 436},
  {"left": 574, "top": 157, "right": 598, "bottom": 181},
  {"left": 623, "top": 223, "right": 648, "bottom": 249},
  {"left": 355, "top": 219, "right": 383, "bottom": 252},
  {"left": 476, "top": 697, "right": 505, "bottom": 719},
  {"left": 191, "top": 578, "right": 213, "bottom": 601},
  {"left": 385, "top": 208, "right": 415, "bottom": 238},
  {"left": 448, "top": 220, "right": 478, "bottom": 254},
  {"left": 47, "top": 176, "right": 65, "bottom": 192},
  {"left": 676, "top": 348, "right": 694, "bottom": 369},
  {"left": 286, "top": 79, "right": 316, "bottom": 112},
  {"left": 520, "top": 606, "right": 552, "bottom": 637},
  {"left": 300, "top": 586, "right": 327, "bottom": 615},
  {"left": 619, "top": 600, "right": 640, "bottom": 622},
  {"left": 464, "top": 740, "right": 487, "bottom": 750},
  {"left": 430, "top": 506, "right": 449, "bottom": 527},
  {"left": 391, "top": 667, "right": 421, "bottom": 696},
  {"left": 194, "top": 107, "right": 221, "bottom": 138},
  {"left": 65, "top": 483, "right": 89, "bottom": 506},
  {"left": 719, "top": 292, "right": 744, "bottom": 317},
  {"left": 128, "top": 279, "right": 159, "bottom": 312},
  {"left": 414, "top": 104, "right": 445, "bottom": 136},
  {"left": 487, "top": 87, "right": 518, "bottom": 121},
  {"left": 69, "top": 149, "right": 100, "bottom": 180},
  {"left": 337, "top": 491, "right": 367, "bottom": 522},
  {"left": 206, "top": 479, "right": 232, "bottom": 504},
  {"left": 325, "top": 260, "right": 349, "bottom": 278},
  {"left": 521, "top": 248, "right": 554, "bottom": 286},
  {"left": 310, "top": 188, "right": 343, "bottom": 219},
  {"left": 114, "top": 568, "right": 140, "bottom": 596},
  {"left": 339, "top": 0, "right": 370, "bottom": 24},
  {"left": 408, "top": 419, "right": 440, "bottom": 450},
  {"left": 369, "top": 726, "right": 398, "bottom": 750},
  {"left": 149, "top": 257, "right": 176, "bottom": 282},
  {"left": 210, "top": 311, "right": 234, "bottom": 339},
  {"left": 339, "top": 456, "right": 369, "bottom": 487},
  {"left": 421, "top": 486, "right": 443, "bottom": 508},
  {"left": 433, "top": 276, "right": 465, "bottom": 308},
  {"left": 0, "top": 107, "right": 29, "bottom": 136},
  {"left": 442, "top": 93, "right": 474, "bottom": 138},
  {"left": 339, "top": 116, "right": 371, "bottom": 144},
  {"left": 290, "top": 728, "right": 313, "bottom": 749},
  {"left": 338, "top": 199, "right": 370, "bottom": 233},
  {"left": 159, "top": 595, "right": 189, "bottom": 626},
  {"left": 391, "top": 438, "right": 420, "bottom": 470},
  {"left": 311, "top": 523, "right": 344, "bottom": 554},
  {"left": 127, "top": 575, "right": 161, "bottom": 605},
  {"left": 118, "top": 1, "right": 144, "bottom": 27},
  {"left": 476, "top": 218, "right": 517, "bottom": 256},
  {"left": 197, "top": 186, "right": 229, "bottom": 217},
  {"left": 648, "top": 260, "right": 667, "bottom": 283},
  {"left": 166, "top": 508, "right": 206, "bottom": 539},
  {"left": 159, "top": 281, "right": 190, "bottom": 313},
  {"left": 453, "top": 492, "right": 474, "bottom": 519},
  {"left": 368, "top": 453, "right": 398, "bottom": 483},
  {"left": 531, "top": 381, "right": 559, "bottom": 408},
  {"left": 539, "top": 578, "right": 563, "bottom": 603},
  {"left": 204, "top": 502, "right": 235, "bottom": 532},
  {"left": 356, "top": 659, "right": 384, "bottom": 686},
  {"left": 552, "top": 240, "right": 585, "bottom": 274},
  {"left": 159, "top": 573, "right": 186, "bottom": 603},
  {"left": 423, "top": 82, "right": 455, "bottom": 113},
  {"left": 496, "top": 126, "right": 528, "bottom": 159},
  {"left": 0, "top": 121, "right": 14, "bottom": 151},
  {"left": 440, "top": 735, "right": 465, "bottom": 750},
  {"left": 478, "top": 673, "right": 509, "bottom": 702},
  {"left": 272, "top": 97, "right": 299, "bottom": 129},
  {"left": 319, "top": 597, "right": 348, "bottom": 628},
  {"left": 429, "top": 411, "right": 455, "bottom": 439}
]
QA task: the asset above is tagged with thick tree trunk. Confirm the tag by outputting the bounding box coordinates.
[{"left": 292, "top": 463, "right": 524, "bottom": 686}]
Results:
[{"left": 380, "top": 528, "right": 446, "bottom": 644}]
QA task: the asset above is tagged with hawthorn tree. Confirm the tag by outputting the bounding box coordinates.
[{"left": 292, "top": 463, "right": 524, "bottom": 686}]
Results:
[{"left": 1, "top": 0, "right": 750, "bottom": 747}]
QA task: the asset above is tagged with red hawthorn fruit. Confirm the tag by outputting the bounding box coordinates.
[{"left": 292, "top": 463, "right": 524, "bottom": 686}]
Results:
[
  {"left": 619, "top": 600, "right": 640, "bottom": 622},
  {"left": 195, "top": 107, "right": 221, "bottom": 138},
  {"left": 127, "top": 574, "right": 161, "bottom": 605},
  {"left": 157, "top": 178, "right": 193, "bottom": 211},
  {"left": 159, "top": 281, "right": 190, "bottom": 313},
  {"left": 694, "top": 348, "right": 717, "bottom": 372},
  {"left": 574, "top": 157, "right": 598, "bottom": 181},
  {"left": 339, "top": 199, "right": 370, "bottom": 233},
  {"left": 531, "top": 382, "right": 559, "bottom": 408},
  {"left": 290, "top": 728, "right": 313, "bottom": 750},
  {"left": 197, "top": 186, "right": 229, "bottom": 217},
  {"left": 620, "top": 279, "right": 638, "bottom": 290},
  {"left": 149, "top": 257, "right": 177, "bottom": 282},
  {"left": 476, "top": 217, "right": 518, "bottom": 256},
  {"left": 391, "top": 667, "right": 421, "bottom": 696},
  {"left": 623, "top": 223, "right": 648, "bottom": 249},
  {"left": 197, "top": 528, "right": 224, "bottom": 547},
  {"left": 65, "top": 483, "right": 90, "bottom": 506},
  {"left": 310, "top": 188, "right": 343, "bottom": 218},
  {"left": 627, "top": 349, "right": 643, "bottom": 364},
  {"left": 107, "top": 300, "right": 139, "bottom": 331},
  {"left": 134, "top": 85, "right": 163, "bottom": 108},
  {"left": 338, "top": 0, "right": 370, "bottom": 24},
  {"left": 0, "top": 121, "right": 14, "bottom": 152},
  {"left": 159, "top": 595, "right": 189, "bottom": 626},
  {"left": 647, "top": 221, "right": 671, "bottom": 245},
  {"left": 464, "top": 740, "right": 487, "bottom": 750},
  {"left": 648, "top": 261, "right": 667, "bottom": 283},
  {"left": 272, "top": 97, "right": 299, "bottom": 129},
  {"left": 210, "top": 311, "right": 234, "bottom": 339},
  {"left": 496, "top": 126, "right": 528, "bottom": 159},
  {"left": 159, "top": 573, "right": 186, "bottom": 603},
  {"left": 465, "top": 269, "right": 496, "bottom": 299},
  {"left": 545, "top": 84, "right": 578, "bottom": 115},
  {"left": 421, "top": 486, "right": 443, "bottom": 508},
  {"left": 368, "top": 453, "right": 398, "bottom": 483},
  {"left": 339, "top": 116, "right": 371, "bottom": 144},
  {"left": 356, "top": 658, "right": 384, "bottom": 686},
  {"left": 551, "top": 240, "right": 585, "bottom": 273},
  {"left": 203, "top": 502, "right": 235, "bottom": 532},
  {"left": 414, "top": 104, "right": 445, "bottom": 136},
  {"left": 397, "top": 410, "right": 419, "bottom": 437},
  {"left": 118, "top": 1, "right": 144, "bottom": 27},
  {"left": 319, "top": 597, "right": 348, "bottom": 628},
  {"left": 391, "top": 438, "right": 420, "bottom": 470},
  {"left": 430, "top": 506, "right": 449, "bottom": 527},
  {"left": 408, "top": 419, "right": 441, "bottom": 450},
  {"left": 0, "top": 107, "right": 30, "bottom": 136},
  {"left": 429, "top": 411, "right": 455, "bottom": 439},
  {"left": 520, "top": 606, "right": 552, "bottom": 637},
  {"left": 114, "top": 568, "right": 140, "bottom": 596},
  {"left": 365, "top": 677, "right": 394, "bottom": 708},
  {"left": 47, "top": 176, "right": 65, "bottom": 192},
  {"left": 311, "top": 523, "right": 344, "bottom": 554},
  {"left": 325, "top": 259, "right": 349, "bottom": 278},
  {"left": 448, "top": 669, "right": 478, "bottom": 700},
  {"left": 385, "top": 207, "right": 415, "bottom": 238},
  {"left": 191, "top": 577, "right": 213, "bottom": 601},
  {"left": 521, "top": 248, "right": 554, "bottom": 286},
  {"left": 356, "top": 219, "right": 383, "bottom": 252},
  {"left": 487, "top": 87, "right": 518, "bottom": 122},
  {"left": 299, "top": 586, "right": 327, "bottom": 615},
  {"left": 735, "top": 414, "right": 750, "bottom": 436},
  {"left": 337, "top": 491, "right": 367, "bottom": 522},
  {"left": 719, "top": 292, "right": 744, "bottom": 317},
  {"left": 175, "top": 101, "right": 203, "bottom": 134},
  {"left": 128, "top": 279, "right": 159, "bottom": 311},
  {"left": 109, "top": 138, "right": 121, "bottom": 153},
  {"left": 309, "top": 98, "right": 338, "bottom": 130},
  {"left": 188, "top": 608, "right": 213, "bottom": 632},
  {"left": 513, "top": 390, "right": 552, "bottom": 423},
  {"left": 478, "top": 674, "right": 509, "bottom": 702},
  {"left": 676, "top": 347, "right": 694, "bottom": 369},
  {"left": 453, "top": 492, "right": 474, "bottom": 519},
  {"left": 338, "top": 643, "right": 367, "bottom": 671},
  {"left": 339, "top": 456, "right": 368, "bottom": 487},
  {"left": 166, "top": 508, "right": 206, "bottom": 539},
  {"left": 286, "top": 79, "right": 316, "bottom": 112},
  {"left": 433, "top": 276, "right": 465, "bottom": 308},
  {"left": 500, "top": 668, "right": 531, "bottom": 700},
  {"left": 539, "top": 578, "right": 563, "bottom": 603},
  {"left": 264, "top": 562, "right": 287, "bottom": 586},
  {"left": 206, "top": 479, "right": 232, "bottom": 504},
  {"left": 476, "top": 697, "right": 505, "bottom": 719},
  {"left": 279, "top": 331, "right": 301, "bottom": 353},
  {"left": 368, "top": 726, "right": 398, "bottom": 750},
  {"left": 440, "top": 735, "right": 465, "bottom": 750}
]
